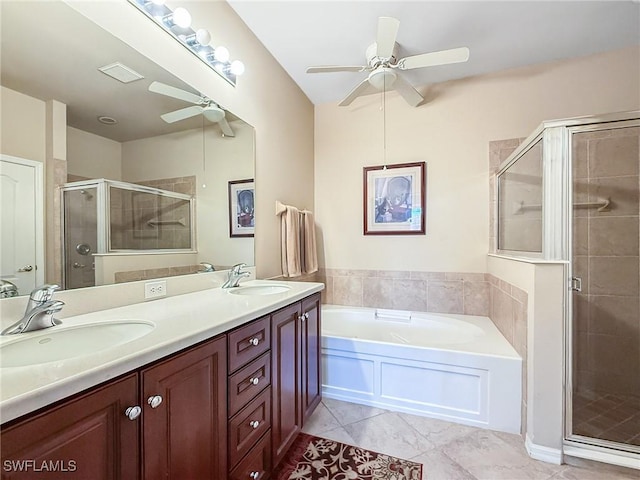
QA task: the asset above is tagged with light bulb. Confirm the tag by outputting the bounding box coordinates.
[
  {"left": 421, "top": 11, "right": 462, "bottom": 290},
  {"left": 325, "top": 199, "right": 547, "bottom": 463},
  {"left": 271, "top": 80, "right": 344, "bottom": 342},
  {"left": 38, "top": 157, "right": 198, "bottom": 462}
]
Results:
[
  {"left": 172, "top": 7, "right": 191, "bottom": 28},
  {"left": 213, "top": 46, "right": 230, "bottom": 63},
  {"left": 230, "top": 60, "right": 245, "bottom": 76},
  {"left": 195, "top": 29, "right": 211, "bottom": 46},
  {"left": 150, "top": 0, "right": 165, "bottom": 5}
]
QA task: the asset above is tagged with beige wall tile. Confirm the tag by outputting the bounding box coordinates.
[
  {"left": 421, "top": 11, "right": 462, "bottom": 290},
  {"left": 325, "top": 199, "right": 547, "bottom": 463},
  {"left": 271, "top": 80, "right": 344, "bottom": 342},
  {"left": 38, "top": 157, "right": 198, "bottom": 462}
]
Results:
[
  {"left": 512, "top": 299, "right": 527, "bottom": 357},
  {"left": 392, "top": 279, "right": 428, "bottom": 311},
  {"left": 463, "top": 281, "right": 490, "bottom": 316},
  {"left": 587, "top": 333, "right": 639, "bottom": 377},
  {"left": 375, "top": 270, "right": 411, "bottom": 279},
  {"left": 333, "top": 276, "right": 363, "bottom": 306},
  {"left": 572, "top": 137, "right": 589, "bottom": 179},
  {"left": 573, "top": 217, "right": 589, "bottom": 255},
  {"left": 589, "top": 256, "right": 639, "bottom": 296},
  {"left": 428, "top": 281, "right": 464, "bottom": 314},
  {"left": 410, "top": 271, "right": 445, "bottom": 281},
  {"left": 588, "top": 295, "right": 640, "bottom": 336},
  {"left": 573, "top": 294, "right": 590, "bottom": 333},
  {"left": 362, "top": 277, "right": 394, "bottom": 309},
  {"left": 589, "top": 217, "right": 639, "bottom": 256},
  {"left": 491, "top": 287, "right": 514, "bottom": 344},
  {"left": 588, "top": 135, "right": 639, "bottom": 178},
  {"left": 589, "top": 175, "right": 639, "bottom": 217}
]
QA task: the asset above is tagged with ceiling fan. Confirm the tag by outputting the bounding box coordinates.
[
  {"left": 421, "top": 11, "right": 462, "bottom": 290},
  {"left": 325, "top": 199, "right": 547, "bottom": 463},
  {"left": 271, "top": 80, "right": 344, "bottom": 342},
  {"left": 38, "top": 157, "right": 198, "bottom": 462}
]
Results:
[
  {"left": 306, "top": 17, "right": 470, "bottom": 107},
  {"left": 148, "top": 81, "right": 235, "bottom": 137}
]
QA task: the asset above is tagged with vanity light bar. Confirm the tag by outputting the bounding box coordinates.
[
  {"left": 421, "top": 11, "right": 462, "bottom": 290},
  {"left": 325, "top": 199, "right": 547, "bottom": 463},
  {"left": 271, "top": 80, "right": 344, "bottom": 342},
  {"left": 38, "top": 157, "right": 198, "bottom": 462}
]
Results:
[{"left": 128, "top": 0, "right": 244, "bottom": 86}]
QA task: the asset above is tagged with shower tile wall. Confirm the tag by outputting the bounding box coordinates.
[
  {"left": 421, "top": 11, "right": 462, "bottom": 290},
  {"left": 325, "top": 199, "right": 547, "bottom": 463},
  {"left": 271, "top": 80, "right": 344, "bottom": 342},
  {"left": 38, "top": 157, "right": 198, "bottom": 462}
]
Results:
[
  {"left": 110, "top": 176, "right": 195, "bottom": 251},
  {"left": 572, "top": 126, "right": 640, "bottom": 400}
]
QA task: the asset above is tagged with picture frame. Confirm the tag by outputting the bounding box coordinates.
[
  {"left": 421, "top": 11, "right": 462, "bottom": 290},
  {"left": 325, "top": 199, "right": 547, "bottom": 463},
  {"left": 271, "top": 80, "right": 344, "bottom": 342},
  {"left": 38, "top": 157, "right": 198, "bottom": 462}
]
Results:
[
  {"left": 228, "top": 179, "right": 255, "bottom": 237},
  {"left": 363, "top": 162, "right": 426, "bottom": 235}
]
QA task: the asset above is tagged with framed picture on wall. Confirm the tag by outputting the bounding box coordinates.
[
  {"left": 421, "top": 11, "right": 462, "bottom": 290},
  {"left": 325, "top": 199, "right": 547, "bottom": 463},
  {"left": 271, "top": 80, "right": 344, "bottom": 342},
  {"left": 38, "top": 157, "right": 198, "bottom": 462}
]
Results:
[
  {"left": 229, "top": 179, "right": 255, "bottom": 237},
  {"left": 363, "top": 162, "right": 426, "bottom": 235}
]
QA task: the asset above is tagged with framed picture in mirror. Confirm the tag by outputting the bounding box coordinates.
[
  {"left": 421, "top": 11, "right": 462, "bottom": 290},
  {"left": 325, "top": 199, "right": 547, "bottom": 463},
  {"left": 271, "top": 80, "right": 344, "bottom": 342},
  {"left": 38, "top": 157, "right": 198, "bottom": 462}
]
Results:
[
  {"left": 229, "top": 179, "right": 255, "bottom": 237},
  {"left": 363, "top": 162, "right": 426, "bottom": 235}
]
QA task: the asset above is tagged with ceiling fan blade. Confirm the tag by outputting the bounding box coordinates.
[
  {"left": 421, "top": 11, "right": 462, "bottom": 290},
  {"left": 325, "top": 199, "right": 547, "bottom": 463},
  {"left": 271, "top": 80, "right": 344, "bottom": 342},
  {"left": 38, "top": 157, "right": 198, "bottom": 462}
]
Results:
[
  {"left": 338, "top": 78, "right": 377, "bottom": 106},
  {"left": 149, "top": 81, "right": 204, "bottom": 105},
  {"left": 306, "top": 66, "right": 366, "bottom": 73},
  {"left": 398, "top": 47, "right": 470, "bottom": 70},
  {"left": 160, "top": 105, "right": 203, "bottom": 123},
  {"left": 392, "top": 75, "right": 424, "bottom": 107},
  {"left": 376, "top": 17, "right": 400, "bottom": 58},
  {"left": 218, "top": 117, "right": 235, "bottom": 137}
]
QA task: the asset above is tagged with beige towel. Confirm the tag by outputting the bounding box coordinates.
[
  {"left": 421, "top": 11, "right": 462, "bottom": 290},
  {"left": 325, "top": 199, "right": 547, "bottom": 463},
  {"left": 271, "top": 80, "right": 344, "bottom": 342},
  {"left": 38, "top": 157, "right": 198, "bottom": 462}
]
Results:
[
  {"left": 281, "top": 205, "right": 302, "bottom": 277},
  {"left": 301, "top": 211, "right": 318, "bottom": 274}
]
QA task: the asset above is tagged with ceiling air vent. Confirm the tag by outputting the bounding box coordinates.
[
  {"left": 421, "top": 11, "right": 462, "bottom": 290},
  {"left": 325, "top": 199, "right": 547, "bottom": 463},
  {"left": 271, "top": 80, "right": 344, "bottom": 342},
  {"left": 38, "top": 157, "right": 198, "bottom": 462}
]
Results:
[{"left": 98, "top": 62, "right": 144, "bottom": 83}]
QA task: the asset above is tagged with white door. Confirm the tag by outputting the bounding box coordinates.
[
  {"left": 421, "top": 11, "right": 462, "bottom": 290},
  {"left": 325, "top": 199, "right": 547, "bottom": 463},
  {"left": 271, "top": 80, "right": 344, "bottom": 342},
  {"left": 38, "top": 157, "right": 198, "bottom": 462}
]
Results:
[{"left": 0, "top": 155, "right": 44, "bottom": 296}]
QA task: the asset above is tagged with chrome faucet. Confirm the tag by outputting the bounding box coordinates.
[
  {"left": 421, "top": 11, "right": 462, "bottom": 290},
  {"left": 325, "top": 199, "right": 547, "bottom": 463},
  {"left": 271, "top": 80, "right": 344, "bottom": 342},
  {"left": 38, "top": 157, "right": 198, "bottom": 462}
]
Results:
[
  {"left": 1, "top": 285, "right": 65, "bottom": 335},
  {"left": 221, "top": 263, "right": 250, "bottom": 289}
]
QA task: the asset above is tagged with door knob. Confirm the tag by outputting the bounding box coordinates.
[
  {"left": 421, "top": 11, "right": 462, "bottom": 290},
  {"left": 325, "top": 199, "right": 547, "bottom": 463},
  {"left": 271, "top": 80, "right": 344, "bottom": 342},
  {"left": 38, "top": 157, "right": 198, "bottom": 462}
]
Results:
[
  {"left": 147, "top": 395, "right": 163, "bottom": 409},
  {"left": 17, "top": 265, "right": 33, "bottom": 272},
  {"left": 125, "top": 406, "right": 142, "bottom": 420},
  {"left": 72, "top": 262, "right": 85, "bottom": 269}
]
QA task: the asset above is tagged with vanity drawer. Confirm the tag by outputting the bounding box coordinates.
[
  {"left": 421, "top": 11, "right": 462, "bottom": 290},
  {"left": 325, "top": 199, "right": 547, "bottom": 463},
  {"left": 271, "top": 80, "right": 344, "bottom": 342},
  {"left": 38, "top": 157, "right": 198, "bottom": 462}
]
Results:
[
  {"left": 229, "top": 430, "right": 271, "bottom": 480},
  {"left": 229, "top": 352, "right": 271, "bottom": 417},
  {"left": 228, "top": 315, "right": 270, "bottom": 373},
  {"left": 229, "top": 387, "right": 272, "bottom": 468}
]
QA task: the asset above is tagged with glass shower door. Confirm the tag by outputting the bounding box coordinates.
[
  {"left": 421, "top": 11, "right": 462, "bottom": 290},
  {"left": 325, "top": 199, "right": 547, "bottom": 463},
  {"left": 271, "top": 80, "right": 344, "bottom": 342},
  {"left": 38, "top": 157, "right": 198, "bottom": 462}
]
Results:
[
  {"left": 569, "top": 123, "right": 640, "bottom": 451},
  {"left": 63, "top": 188, "right": 98, "bottom": 289}
]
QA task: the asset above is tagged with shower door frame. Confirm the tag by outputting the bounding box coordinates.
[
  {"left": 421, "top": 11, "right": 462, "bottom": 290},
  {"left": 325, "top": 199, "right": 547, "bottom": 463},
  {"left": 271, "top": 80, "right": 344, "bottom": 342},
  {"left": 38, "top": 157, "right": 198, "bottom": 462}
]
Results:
[{"left": 563, "top": 115, "right": 640, "bottom": 468}]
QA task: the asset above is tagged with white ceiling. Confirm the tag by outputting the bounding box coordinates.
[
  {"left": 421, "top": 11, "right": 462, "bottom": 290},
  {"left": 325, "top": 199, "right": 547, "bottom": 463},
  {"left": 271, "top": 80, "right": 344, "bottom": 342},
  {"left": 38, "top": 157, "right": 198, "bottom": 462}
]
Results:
[{"left": 227, "top": 0, "right": 640, "bottom": 106}]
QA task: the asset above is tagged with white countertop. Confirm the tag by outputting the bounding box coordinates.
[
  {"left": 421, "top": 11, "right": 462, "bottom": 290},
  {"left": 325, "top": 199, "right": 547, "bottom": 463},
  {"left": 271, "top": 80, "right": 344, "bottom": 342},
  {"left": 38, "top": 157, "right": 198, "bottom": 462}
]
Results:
[{"left": 0, "top": 280, "right": 323, "bottom": 424}]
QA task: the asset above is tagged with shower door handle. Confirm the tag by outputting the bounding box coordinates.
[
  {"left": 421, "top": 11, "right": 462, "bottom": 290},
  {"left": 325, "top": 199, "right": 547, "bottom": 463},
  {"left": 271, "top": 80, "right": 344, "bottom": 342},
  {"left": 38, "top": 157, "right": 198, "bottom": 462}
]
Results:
[
  {"left": 570, "top": 277, "right": 582, "bottom": 292},
  {"left": 73, "top": 262, "right": 86, "bottom": 269}
]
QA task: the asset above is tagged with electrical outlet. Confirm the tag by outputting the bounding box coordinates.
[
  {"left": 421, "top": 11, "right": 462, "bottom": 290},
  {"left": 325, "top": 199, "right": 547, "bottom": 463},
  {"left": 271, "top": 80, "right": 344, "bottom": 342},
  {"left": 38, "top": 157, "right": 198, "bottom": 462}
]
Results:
[{"left": 145, "top": 280, "right": 166, "bottom": 299}]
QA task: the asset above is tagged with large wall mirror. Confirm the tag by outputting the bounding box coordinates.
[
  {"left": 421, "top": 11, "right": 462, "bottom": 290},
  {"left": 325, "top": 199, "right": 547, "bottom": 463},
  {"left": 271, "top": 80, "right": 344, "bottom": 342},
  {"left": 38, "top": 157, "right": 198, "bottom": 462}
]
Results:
[{"left": 0, "top": 0, "right": 255, "bottom": 296}]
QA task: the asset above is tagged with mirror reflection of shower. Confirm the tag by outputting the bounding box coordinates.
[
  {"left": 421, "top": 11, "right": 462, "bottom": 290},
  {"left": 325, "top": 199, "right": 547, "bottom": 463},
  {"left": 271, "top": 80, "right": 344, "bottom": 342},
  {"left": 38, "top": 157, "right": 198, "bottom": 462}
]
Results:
[{"left": 62, "top": 179, "right": 195, "bottom": 290}]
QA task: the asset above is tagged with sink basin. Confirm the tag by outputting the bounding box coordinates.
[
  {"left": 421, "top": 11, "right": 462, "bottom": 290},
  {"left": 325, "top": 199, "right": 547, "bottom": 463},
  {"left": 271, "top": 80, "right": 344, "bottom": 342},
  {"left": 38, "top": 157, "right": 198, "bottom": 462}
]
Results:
[
  {"left": 0, "top": 320, "right": 155, "bottom": 367},
  {"left": 228, "top": 285, "right": 291, "bottom": 296}
]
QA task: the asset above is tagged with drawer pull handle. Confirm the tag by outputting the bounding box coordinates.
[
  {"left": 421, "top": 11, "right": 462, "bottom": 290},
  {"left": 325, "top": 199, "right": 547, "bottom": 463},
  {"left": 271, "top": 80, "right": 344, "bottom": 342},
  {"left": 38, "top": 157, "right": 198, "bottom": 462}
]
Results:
[
  {"left": 250, "top": 472, "right": 259, "bottom": 480},
  {"left": 147, "top": 395, "right": 163, "bottom": 409},
  {"left": 248, "top": 337, "right": 260, "bottom": 346},
  {"left": 249, "top": 377, "right": 260, "bottom": 386},
  {"left": 249, "top": 420, "right": 260, "bottom": 429},
  {"left": 125, "top": 405, "right": 142, "bottom": 420}
]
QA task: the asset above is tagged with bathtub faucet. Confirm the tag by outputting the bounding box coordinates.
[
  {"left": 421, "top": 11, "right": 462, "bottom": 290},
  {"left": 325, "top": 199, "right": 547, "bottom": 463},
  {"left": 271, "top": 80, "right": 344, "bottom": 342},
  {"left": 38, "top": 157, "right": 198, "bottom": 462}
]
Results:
[{"left": 222, "top": 263, "right": 250, "bottom": 289}]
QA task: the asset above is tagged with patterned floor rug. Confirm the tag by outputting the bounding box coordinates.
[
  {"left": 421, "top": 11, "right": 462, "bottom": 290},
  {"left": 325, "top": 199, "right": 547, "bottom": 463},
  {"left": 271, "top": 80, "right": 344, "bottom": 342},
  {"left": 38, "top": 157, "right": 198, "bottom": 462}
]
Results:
[{"left": 274, "top": 433, "right": 423, "bottom": 480}]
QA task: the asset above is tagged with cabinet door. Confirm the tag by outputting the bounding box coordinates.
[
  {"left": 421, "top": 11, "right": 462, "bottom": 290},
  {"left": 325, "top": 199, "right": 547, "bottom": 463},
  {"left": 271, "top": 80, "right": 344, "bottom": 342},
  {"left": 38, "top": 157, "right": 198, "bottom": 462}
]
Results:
[
  {"left": 141, "top": 336, "right": 227, "bottom": 480},
  {"left": 1, "top": 374, "right": 139, "bottom": 480},
  {"left": 271, "top": 302, "right": 302, "bottom": 467},
  {"left": 301, "top": 293, "right": 322, "bottom": 423}
]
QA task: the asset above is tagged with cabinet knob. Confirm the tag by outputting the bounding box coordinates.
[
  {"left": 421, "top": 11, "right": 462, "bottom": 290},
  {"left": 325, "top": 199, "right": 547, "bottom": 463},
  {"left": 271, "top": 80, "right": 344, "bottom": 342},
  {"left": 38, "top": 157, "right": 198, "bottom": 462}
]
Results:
[
  {"left": 249, "top": 472, "right": 259, "bottom": 479},
  {"left": 305, "top": 312, "right": 309, "bottom": 320},
  {"left": 249, "top": 420, "right": 260, "bottom": 429},
  {"left": 248, "top": 337, "right": 260, "bottom": 346},
  {"left": 147, "top": 395, "right": 163, "bottom": 409},
  {"left": 125, "top": 405, "right": 142, "bottom": 420},
  {"left": 249, "top": 377, "right": 260, "bottom": 386},
  {"left": 298, "top": 315, "right": 305, "bottom": 322}
]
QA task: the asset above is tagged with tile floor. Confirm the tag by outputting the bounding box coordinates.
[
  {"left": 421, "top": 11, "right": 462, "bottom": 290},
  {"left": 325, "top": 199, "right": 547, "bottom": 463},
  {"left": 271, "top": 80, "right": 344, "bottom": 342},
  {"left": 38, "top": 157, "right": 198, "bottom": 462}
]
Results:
[
  {"left": 573, "top": 390, "right": 640, "bottom": 446},
  {"left": 301, "top": 398, "right": 639, "bottom": 480}
]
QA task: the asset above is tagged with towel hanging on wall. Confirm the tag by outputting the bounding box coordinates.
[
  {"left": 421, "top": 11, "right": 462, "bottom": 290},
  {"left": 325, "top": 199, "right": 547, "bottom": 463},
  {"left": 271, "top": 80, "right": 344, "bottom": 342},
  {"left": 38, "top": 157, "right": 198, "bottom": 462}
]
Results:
[{"left": 276, "top": 201, "right": 318, "bottom": 277}]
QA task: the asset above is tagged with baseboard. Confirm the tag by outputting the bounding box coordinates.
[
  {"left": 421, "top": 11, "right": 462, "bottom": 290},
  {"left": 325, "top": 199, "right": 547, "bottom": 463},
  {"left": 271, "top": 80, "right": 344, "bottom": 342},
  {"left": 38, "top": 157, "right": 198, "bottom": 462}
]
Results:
[{"left": 525, "top": 434, "right": 563, "bottom": 465}]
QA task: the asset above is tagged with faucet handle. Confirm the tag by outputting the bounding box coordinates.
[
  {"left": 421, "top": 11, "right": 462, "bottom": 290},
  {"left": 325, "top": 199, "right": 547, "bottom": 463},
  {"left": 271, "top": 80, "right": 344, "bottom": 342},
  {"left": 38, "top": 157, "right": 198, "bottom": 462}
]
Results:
[
  {"left": 30, "top": 284, "right": 60, "bottom": 303},
  {"left": 231, "top": 263, "right": 247, "bottom": 274}
]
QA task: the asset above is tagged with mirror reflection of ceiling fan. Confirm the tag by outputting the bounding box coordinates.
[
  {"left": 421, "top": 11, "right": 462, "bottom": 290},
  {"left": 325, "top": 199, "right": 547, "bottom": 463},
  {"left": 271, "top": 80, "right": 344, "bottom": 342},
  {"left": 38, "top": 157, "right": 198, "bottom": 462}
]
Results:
[
  {"left": 306, "top": 17, "right": 470, "bottom": 107},
  {"left": 148, "top": 81, "right": 235, "bottom": 137}
]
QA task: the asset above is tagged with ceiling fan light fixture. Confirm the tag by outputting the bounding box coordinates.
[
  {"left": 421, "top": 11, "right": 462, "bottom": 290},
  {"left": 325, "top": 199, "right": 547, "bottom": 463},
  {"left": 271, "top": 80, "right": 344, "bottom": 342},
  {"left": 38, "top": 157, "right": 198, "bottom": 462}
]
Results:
[
  {"left": 202, "top": 105, "right": 225, "bottom": 122},
  {"left": 368, "top": 67, "right": 396, "bottom": 90}
]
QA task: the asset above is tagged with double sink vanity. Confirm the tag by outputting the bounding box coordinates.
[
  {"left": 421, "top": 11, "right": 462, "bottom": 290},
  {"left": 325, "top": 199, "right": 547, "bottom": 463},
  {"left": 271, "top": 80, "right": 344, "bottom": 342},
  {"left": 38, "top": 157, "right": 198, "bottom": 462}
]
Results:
[{"left": 0, "top": 279, "right": 323, "bottom": 479}]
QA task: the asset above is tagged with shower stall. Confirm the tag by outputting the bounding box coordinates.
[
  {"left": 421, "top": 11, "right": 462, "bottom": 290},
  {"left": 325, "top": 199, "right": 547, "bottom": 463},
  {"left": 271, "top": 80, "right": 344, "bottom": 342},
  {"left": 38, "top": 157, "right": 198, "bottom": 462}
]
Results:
[
  {"left": 62, "top": 179, "right": 195, "bottom": 289},
  {"left": 496, "top": 111, "right": 639, "bottom": 465}
]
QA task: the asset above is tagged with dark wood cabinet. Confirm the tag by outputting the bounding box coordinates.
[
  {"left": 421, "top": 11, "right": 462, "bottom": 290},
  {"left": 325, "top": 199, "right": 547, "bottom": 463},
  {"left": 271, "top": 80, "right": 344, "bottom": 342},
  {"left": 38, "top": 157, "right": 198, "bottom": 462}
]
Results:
[
  {"left": 0, "top": 374, "right": 139, "bottom": 480},
  {"left": 141, "top": 336, "right": 227, "bottom": 480},
  {"left": 271, "top": 293, "right": 321, "bottom": 468},
  {"left": 1, "top": 291, "right": 322, "bottom": 479}
]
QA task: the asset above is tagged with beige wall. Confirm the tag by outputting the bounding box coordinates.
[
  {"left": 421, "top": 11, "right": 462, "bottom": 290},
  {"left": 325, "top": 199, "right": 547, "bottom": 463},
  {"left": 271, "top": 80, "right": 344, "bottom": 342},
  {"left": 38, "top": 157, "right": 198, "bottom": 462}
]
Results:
[
  {"left": 67, "top": 126, "right": 122, "bottom": 181},
  {"left": 0, "top": 86, "right": 46, "bottom": 162},
  {"left": 315, "top": 47, "right": 640, "bottom": 273},
  {"left": 67, "top": 0, "right": 314, "bottom": 279}
]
